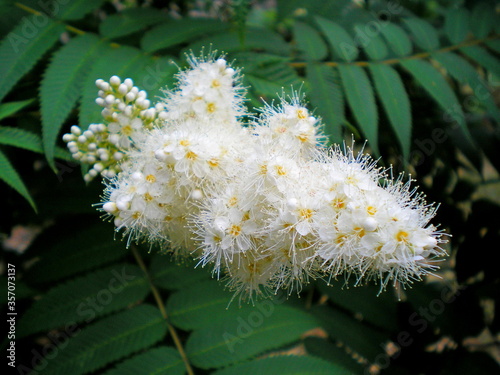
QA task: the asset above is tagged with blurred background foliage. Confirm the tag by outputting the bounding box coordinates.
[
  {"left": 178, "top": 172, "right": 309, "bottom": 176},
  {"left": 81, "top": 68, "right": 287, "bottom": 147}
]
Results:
[{"left": 0, "top": 0, "right": 499, "bottom": 374}]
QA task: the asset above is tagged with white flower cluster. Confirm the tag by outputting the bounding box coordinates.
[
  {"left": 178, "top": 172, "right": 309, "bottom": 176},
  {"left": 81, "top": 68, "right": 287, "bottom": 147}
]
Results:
[
  {"left": 63, "top": 75, "right": 160, "bottom": 181},
  {"left": 64, "top": 56, "right": 447, "bottom": 301}
]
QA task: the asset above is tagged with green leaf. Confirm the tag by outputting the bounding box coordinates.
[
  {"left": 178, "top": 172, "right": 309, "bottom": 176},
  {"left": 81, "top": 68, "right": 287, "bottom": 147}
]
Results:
[
  {"left": 186, "top": 304, "right": 318, "bottom": 369},
  {"left": 213, "top": 355, "right": 355, "bottom": 375},
  {"left": 99, "top": 8, "right": 168, "bottom": 39},
  {"left": 0, "top": 15, "right": 65, "bottom": 102},
  {"left": 0, "top": 125, "right": 40, "bottom": 151},
  {"left": 353, "top": 23, "right": 388, "bottom": 60},
  {"left": 0, "top": 148, "right": 36, "bottom": 210},
  {"left": 141, "top": 19, "right": 228, "bottom": 53},
  {"left": 317, "top": 280, "right": 399, "bottom": 332},
  {"left": 25, "top": 224, "right": 128, "bottom": 284},
  {"left": 444, "top": 7, "right": 470, "bottom": 44},
  {"left": 338, "top": 65, "right": 379, "bottom": 154},
  {"left": 380, "top": 23, "right": 412, "bottom": 57},
  {"left": 470, "top": 2, "right": 495, "bottom": 38},
  {"left": 41, "top": 33, "right": 107, "bottom": 169},
  {"left": 35, "top": 304, "right": 167, "bottom": 375},
  {"left": 306, "top": 63, "right": 344, "bottom": 143},
  {"left": 245, "top": 75, "right": 285, "bottom": 103},
  {"left": 485, "top": 39, "right": 500, "bottom": 54},
  {"left": 293, "top": 21, "right": 328, "bottom": 61},
  {"left": 101, "top": 346, "right": 184, "bottom": 375},
  {"left": 460, "top": 45, "right": 500, "bottom": 79},
  {"left": 167, "top": 281, "right": 235, "bottom": 330},
  {"left": 150, "top": 252, "right": 212, "bottom": 290},
  {"left": 244, "top": 59, "right": 303, "bottom": 103},
  {"left": 314, "top": 16, "right": 359, "bottom": 62},
  {"left": 56, "top": 0, "right": 106, "bottom": 20},
  {"left": 400, "top": 59, "right": 469, "bottom": 139},
  {"left": 0, "top": 99, "right": 34, "bottom": 121},
  {"left": 0, "top": 126, "right": 71, "bottom": 161},
  {"left": 18, "top": 264, "right": 149, "bottom": 338},
  {"left": 433, "top": 51, "right": 500, "bottom": 121},
  {"left": 185, "top": 27, "right": 290, "bottom": 56},
  {"left": 311, "top": 305, "right": 388, "bottom": 363},
  {"left": 303, "top": 337, "right": 363, "bottom": 374},
  {"left": 232, "top": 52, "right": 289, "bottom": 71},
  {"left": 369, "top": 63, "right": 412, "bottom": 159},
  {"left": 402, "top": 17, "right": 439, "bottom": 51}
]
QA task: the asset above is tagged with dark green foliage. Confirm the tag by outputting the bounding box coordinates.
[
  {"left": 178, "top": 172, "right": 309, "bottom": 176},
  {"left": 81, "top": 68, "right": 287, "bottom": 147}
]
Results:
[
  {"left": 306, "top": 63, "right": 344, "bottom": 143},
  {"left": 369, "top": 64, "right": 411, "bottom": 159},
  {"left": 0, "top": 15, "right": 65, "bottom": 102},
  {"left": 40, "top": 33, "right": 108, "bottom": 168},
  {"left": 2, "top": 1, "right": 499, "bottom": 374},
  {"left": 17, "top": 264, "right": 150, "bottom": 338},
  {"left": 338, "top": 64, "right": 379, "bottom": 154},
  {"left": 35, "top": 304, "right": 167, "bottom": 375},
  {"left": 101, "top": 346, "right": 185, "bottom": 375},
  {"left": 212, "top": 355, "right": 355, "bottom": 375},
  {"left": 185, "top": 304, "right": 318, "bottom": 369}
]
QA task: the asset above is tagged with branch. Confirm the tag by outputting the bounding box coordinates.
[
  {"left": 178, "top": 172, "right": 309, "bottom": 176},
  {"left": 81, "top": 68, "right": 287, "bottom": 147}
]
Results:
[
  {"left": 131, "top": 245, "right": 195, "bottom": 375},
  {"left": 289, "top": 34, "right": 499, "bottom": 68}
]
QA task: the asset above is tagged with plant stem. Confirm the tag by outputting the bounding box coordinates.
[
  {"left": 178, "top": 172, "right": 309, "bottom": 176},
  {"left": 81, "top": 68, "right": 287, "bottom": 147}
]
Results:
[
  {"left": 131, "top": 245, "right": 195, "bottom": 375},
  {"left": 13, "top": 2, "right": 120, "bottom": 47},
  {"left": 289, "top": 34, "right": 499, "bottom": 68}
]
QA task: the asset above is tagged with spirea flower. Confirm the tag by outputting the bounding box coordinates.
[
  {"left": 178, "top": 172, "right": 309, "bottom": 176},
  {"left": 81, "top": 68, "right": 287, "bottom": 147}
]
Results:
[{"left": 63, "top": 54, "right": 448, "bottom": 302}]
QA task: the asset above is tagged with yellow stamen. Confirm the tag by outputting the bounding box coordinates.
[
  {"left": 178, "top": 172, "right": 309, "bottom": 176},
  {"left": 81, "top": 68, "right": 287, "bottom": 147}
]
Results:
[
  {"left": 299, "top": 208, "right": 313, "bottom": 220},
  {"left": 229, "top": 224, "right": 241, "bottom": 236},
  {"left": 186, "top": 151, "right": 197, "bottom": 160},
  {"left": 396, "top": 230, "right": 409, "bottom": 242},
  {"left": 207, "top": 103, "right": 216, "bottom": 113},
  {"left": 122, "top": 125, "right": 132, "bottom": 135},
  {"left": 275, "top": 165, "right": 287, "bottom": 176}
]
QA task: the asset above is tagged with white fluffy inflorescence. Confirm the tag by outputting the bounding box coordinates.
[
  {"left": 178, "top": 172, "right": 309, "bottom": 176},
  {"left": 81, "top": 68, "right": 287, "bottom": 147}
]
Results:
[{"left": 64, "top": 55, "right": 447, "bottom": 301}]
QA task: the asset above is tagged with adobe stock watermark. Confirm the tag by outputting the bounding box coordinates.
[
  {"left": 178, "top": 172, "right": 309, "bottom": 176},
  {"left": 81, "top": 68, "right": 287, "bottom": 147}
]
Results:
[
  {"left": 394, "top": 74, "right": 499, "bottom": 167},
  {"left": 365, "top": 284, "right": 467, "bottom": 374},
  {"left": 8, "top": 0, "right": 71, "bottom": 53},
  {"left": 15, "top": 266, "right": 137, "bottom": 375},
  {"left": 223, "top": 291, "right": 288, "bottom": 353},
  {"left": 55, "top": 159, "right": 79, "bottom": 182},
  {"left": 140, "top": 59, "right": 176, "bottom": 93}
]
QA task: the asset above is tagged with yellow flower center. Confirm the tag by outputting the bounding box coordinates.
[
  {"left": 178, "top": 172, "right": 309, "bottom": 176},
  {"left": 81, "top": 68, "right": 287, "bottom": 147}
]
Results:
[
  {"left": 122, "top": 125, "right": 132, "bottom": 135},
  {"left": 208, "top": 158, "right": 219, "bottom": 167},
  {"left": 275, "top": 165, "right": 287, "bottom": 176},
  {"left": 331, "top": 198, "right": 345, "bottom": 209},
  {"left": 228, "top": 196, "right": 238, "bottom": 207},
  {"left": 206, "top": 102, "right": 216, "bottom": 113},
  {"left": 186, "top": 151, "right": 197, "bottom": 160},
  {"left": 229, "top": 224, "right": 242, "bottom": 236},
  {"left": 396, "top": 230, "right": 409, "bottom": 242},
  {"left": 299, "top": 208, "right": 313, "bottom": 220},
  {"left": 297, "top": 109, "right": 307, "bottom": 119}
]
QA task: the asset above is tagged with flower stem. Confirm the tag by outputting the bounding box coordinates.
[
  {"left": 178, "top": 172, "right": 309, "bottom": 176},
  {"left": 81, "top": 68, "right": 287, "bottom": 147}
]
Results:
[{"left": 131, "top": 245, "right": 195, "bottom": 375}]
